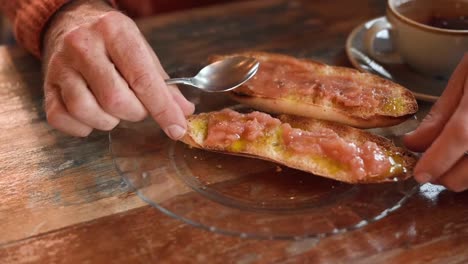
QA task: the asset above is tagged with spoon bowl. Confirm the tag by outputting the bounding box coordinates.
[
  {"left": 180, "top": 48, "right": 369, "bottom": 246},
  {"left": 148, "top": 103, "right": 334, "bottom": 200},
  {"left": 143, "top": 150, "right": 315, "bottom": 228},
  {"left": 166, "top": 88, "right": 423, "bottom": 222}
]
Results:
[{"left": 165, "top": 56, "right": 260, "bottom": 92}]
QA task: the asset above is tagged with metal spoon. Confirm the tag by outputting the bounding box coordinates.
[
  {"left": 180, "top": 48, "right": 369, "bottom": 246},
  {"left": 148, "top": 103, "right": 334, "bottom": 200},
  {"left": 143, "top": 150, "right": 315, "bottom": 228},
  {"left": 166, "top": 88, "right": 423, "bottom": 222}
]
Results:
[{"left": 165, "top": 56, "right": 260, "bottom": 92}]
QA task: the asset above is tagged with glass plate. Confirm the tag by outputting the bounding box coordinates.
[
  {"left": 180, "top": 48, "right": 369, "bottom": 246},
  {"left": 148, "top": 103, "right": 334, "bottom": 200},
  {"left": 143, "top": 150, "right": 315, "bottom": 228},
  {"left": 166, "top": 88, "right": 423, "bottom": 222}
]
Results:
[{"left": 109, "top": 68, "right": 421, "bottom": 240}]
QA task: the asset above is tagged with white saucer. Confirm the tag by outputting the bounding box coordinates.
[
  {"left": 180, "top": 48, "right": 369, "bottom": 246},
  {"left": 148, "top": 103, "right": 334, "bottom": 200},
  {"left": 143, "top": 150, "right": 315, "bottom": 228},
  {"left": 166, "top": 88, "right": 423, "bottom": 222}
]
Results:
[{"left": 346, "top": 17, "right": 447, "bottom": 103}]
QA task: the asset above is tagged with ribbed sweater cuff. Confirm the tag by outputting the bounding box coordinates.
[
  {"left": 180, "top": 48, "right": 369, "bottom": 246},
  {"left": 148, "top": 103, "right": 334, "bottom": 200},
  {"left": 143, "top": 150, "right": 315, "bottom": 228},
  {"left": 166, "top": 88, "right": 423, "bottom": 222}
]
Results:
[{"left": 14, "top": 0, "right": 71, "bottom": 58}]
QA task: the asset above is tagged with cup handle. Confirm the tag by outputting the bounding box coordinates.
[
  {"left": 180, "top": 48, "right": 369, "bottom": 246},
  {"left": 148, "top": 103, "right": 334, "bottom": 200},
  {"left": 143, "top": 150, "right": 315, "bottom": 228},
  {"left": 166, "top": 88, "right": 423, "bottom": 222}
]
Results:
[{"left": 364, "top": 19, "right": 402, "bottom": 64}]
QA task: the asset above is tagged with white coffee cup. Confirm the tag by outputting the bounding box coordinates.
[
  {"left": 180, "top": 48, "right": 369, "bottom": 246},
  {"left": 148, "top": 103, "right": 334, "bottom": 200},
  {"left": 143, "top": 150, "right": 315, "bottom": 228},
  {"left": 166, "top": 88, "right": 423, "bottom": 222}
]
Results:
[{"left": 364, "top": 0, "right": 468, "bottom": 79}]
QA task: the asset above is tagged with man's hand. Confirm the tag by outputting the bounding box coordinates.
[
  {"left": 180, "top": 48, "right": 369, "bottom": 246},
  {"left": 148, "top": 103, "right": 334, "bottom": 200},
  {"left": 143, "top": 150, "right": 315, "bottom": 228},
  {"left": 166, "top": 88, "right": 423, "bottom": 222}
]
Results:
[
  {"left": 43, "top": 0, "right": 194, "bottom": 139},
  {"left": 404, "top": 54, "right": 468, "bottom": 192}
]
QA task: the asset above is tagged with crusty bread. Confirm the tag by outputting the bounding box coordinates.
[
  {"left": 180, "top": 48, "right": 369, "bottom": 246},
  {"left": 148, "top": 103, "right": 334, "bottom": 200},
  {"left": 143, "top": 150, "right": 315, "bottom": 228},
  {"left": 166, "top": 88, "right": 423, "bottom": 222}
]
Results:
[
  {"left": 181, "top": 110, "right": 416, "bottom": 184},
  {"left": 210, "top": 52, "right": 418, "bottom": 128}
]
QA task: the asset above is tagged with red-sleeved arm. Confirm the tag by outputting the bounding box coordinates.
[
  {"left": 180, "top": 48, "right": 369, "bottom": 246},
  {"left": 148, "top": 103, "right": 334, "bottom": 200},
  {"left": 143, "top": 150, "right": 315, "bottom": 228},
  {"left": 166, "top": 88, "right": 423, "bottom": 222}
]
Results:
[{"left": 0, "top": 0, "right": 73, "bottom": 57}]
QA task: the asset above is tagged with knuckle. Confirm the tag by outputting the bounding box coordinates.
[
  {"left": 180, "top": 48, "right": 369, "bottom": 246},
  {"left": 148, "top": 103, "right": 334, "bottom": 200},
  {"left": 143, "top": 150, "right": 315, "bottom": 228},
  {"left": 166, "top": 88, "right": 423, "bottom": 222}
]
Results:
[
  {"left": 45, "top": 100, "right": 94, "bottom": 137},
  {"left": 100, "top": 90, "right": 126, "bottom": 112},
  {"left": 133, "top": 110, "right": 148, "bottom": 122},
  {"left": 63, "top": 29, "right": 92, "bottom": 57},
  {"left": 129, "top": 72, "right": 154, "bottom": 94},
  {"left": 96, "top": 11, "right": 128, "bottom": 35},
  {"left": 152, "top": 107, "right": 169, "bottom": 121},
  {"left": 55, "top": 70, "right": 75, "bottom": 87},
  {"left": 421, "top": 111, "right": 440, "bottom": 126},
  {"left": 65, "top": 96, "right": 91, "bottom": 118},
  {"left": 102, "top": 11, "right": 125, "bottom": 23},
  {"left": 63, "top": 29, "right": 83, "bottom": 47},
  {"left": 100, "top": 91, "right": 147, "bottom": 122},
  {"left": 46, "top": 107, "right": 61, "bottom": 128},
  {"left": 147, "top": 95, "right": 170, "bottom": 120}
]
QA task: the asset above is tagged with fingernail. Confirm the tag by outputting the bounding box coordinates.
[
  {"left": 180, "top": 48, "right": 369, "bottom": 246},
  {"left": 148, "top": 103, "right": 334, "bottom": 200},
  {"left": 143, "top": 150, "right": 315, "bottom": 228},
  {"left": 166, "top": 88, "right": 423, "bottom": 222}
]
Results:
[
  {"left": 415, "top": 172, "right": 432, "bottom": 183},
  {"left": 165, "top": 125, "right": 186, "bottom": 140}
]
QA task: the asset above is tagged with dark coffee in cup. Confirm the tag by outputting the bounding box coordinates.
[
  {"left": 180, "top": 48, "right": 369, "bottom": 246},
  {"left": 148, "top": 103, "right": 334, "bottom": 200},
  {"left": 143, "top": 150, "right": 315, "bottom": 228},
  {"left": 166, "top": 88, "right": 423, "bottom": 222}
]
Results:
[
  {"left": 396, "top": 0, "right": 468, "bottom": 31},
  {"left": 427, "top": 15, "right": 468, "bottom": 30}
]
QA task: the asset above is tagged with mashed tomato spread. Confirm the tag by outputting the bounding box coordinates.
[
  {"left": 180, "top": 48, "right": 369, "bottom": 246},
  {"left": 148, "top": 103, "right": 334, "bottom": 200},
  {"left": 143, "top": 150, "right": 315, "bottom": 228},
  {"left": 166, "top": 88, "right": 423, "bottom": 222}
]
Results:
[
  {"left": 237, "top": 56, "right": 387, "bottom": 108},
  {"left": 203, "top": 109, "right": 392, "bottom": 179},
  {"left": 204, "top": 109, "right": 280, "bottom": 147},
  {"left": 281, "top": 123, "right": 391, "bottom": 179}
]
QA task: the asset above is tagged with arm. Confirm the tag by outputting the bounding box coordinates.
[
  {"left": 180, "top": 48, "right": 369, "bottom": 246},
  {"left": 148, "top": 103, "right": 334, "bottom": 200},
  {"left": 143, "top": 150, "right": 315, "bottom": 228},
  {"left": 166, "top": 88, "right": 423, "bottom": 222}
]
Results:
[{"left": 0, "top": 0, "right": 72, "bottom": 57}]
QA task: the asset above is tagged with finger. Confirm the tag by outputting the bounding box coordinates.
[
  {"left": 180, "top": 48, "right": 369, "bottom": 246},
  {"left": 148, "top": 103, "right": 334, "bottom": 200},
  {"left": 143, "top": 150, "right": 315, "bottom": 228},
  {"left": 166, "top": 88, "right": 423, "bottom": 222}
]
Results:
[
  {"left": 144, "top": 41, "right": 195, "bottom": 116},
  {"left": 404, "top": 53, "right": 468, "bottom": 152},
  {"left": 413, "top": 89, "right": 468, "bottom": 183},
  {"left": 63, "top": 29, "right": 147, "bottom": 122},
  {"left": 44, "top": 83, "right": 93, "bottom": 137},
  {"left": 103, "top": 19, "right": 187, "bottom": 139},
  {"left": 437, "top": 156, "right": 468, "bottom": 192},
  {"left": 58, "top": 69, "right": 120, "bottom": 131},
  {"left": 171, "top": 89, "right": 195, "bottom": 116},
  {"left": 93, "top": 65, "right": 148, "bottom": 122}
]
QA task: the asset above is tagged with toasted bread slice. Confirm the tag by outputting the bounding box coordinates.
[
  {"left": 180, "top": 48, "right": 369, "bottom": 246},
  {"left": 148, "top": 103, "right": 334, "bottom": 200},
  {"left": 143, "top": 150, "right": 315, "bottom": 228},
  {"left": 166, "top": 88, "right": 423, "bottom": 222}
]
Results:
[
  {"left": 210, "top": 52, "right": 418, "bottom": 128},
  {"left": 181, "top": 109, "right": 416, "bottom": 184}
]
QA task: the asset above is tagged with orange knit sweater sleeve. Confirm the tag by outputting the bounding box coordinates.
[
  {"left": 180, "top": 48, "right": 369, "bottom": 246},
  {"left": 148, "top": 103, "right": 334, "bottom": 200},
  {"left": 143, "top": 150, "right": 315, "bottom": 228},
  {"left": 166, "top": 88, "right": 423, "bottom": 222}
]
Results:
[
  {"left": 0, "top": 0, "right": 230, "bottom": 58},
  {"left": 0, "top": 0, "right": 118, "bottom": 58},
  {"left": 0, "top": 0, "right": 73, "bottom": 57}
]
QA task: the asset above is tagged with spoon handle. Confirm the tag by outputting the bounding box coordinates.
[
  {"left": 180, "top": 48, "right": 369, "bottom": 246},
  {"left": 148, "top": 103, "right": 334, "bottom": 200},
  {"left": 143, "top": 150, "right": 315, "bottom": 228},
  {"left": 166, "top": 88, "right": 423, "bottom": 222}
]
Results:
[{"left": 165, "top": 77, "right": 194, "bottom": 86}]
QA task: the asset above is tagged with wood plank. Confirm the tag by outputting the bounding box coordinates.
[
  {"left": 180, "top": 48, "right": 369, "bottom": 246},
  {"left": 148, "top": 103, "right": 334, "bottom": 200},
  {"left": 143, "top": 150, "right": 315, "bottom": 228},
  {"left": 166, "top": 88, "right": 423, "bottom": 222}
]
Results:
[
  {"left": 142, "top": 0, "right": 376, "bottom": 70},
  {"left": 0, "top": 46, "right": 146, "bottom": 244},
  {"left": 1, "top": 186, "right": 468, "bottom": 263}
]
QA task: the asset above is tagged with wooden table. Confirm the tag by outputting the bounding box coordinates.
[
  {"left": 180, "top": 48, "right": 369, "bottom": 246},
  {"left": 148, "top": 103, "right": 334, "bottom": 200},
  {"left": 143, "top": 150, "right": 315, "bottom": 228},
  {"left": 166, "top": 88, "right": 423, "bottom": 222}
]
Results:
[{"left": 1, "top": 0, "right": 467, "bottom": 263}]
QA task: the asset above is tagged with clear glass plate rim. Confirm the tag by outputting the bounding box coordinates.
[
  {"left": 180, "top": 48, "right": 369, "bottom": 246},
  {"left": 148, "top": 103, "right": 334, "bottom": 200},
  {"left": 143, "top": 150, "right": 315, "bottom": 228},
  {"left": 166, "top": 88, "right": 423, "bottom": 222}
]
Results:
[{"left": 108, "top": 131, "right": 422, "bottom": 240}]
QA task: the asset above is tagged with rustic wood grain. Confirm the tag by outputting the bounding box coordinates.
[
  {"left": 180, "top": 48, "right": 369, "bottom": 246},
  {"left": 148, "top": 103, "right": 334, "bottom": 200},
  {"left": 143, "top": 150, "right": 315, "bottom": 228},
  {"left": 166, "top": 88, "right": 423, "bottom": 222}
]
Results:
[
  {"left": 0, "top": 0, "right": 465, "bottom": 263},
  {"left": 0, "top": 48, "right": 147, "bottom": 246},
  {"left": 1, "top": 186, "right": 468, "bottom": 263}
]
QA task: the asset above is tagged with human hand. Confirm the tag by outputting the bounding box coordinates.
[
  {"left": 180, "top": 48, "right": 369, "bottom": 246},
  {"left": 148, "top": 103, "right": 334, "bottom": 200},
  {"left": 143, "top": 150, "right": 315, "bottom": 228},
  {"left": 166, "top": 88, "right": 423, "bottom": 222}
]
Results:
[
  {"left": 42, "top": 0, "right": 194, "bottom": 139},
  {"left": 404, "top": 54, "right": 468, "bottom": 191}
]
